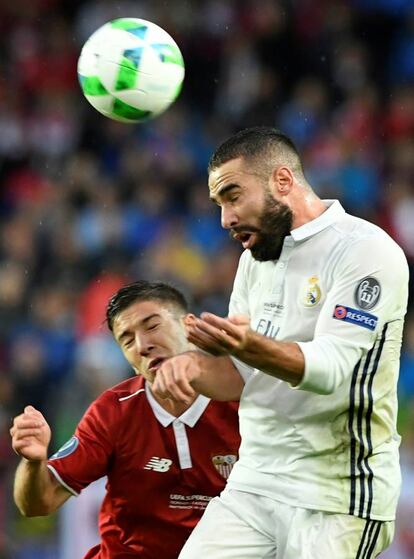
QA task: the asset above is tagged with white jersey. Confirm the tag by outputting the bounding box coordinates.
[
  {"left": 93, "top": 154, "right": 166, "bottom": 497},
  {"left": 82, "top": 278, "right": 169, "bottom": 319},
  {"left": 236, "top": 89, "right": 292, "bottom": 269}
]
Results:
[{"left": 228, "top": 200, "right": 409, "bottom": 521}]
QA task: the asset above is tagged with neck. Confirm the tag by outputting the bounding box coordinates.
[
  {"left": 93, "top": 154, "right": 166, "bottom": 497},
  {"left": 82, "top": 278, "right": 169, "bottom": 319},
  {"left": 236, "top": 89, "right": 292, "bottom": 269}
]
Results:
[
  {"left": 291, "top": 191, "right": 326, "bottom": 229},
  {"left": 150, "top": 388, "right": 197, "bottom": 417}
]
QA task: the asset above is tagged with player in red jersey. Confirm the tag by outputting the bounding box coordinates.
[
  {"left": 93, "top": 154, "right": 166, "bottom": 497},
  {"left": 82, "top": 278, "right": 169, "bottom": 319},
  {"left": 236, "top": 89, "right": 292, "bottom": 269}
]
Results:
[{"left": 10, "top": 281, "right": 242, "bottom": 559}]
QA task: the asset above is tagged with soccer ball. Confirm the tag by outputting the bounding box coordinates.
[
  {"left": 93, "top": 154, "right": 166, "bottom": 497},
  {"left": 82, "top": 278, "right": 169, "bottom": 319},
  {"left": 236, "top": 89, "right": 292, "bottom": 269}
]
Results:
[{"left": 77, "top": 18, "right": 185, "bottom": 123}]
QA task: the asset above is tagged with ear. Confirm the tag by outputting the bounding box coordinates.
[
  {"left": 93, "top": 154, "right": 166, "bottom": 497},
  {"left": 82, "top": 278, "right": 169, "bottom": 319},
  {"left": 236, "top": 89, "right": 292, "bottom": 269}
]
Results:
[
  {"left": 270, "top": 166, "right": 294, "bottom": 196},
  {"left": 182, "top": 313, "right": 196, "bottom": 333}
]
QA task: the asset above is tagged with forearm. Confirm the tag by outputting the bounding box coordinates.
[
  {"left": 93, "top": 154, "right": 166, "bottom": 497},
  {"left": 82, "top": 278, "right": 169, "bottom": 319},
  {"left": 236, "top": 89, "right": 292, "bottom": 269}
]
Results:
[
  {"left": 190, "top": 352, "right": 244, "bottom": 401},
  {"left": 14, "top": 459, "right": 62, "bottom": 516},
  {"left": 233, "top": 331, "right": 305, "bottom": 386}
]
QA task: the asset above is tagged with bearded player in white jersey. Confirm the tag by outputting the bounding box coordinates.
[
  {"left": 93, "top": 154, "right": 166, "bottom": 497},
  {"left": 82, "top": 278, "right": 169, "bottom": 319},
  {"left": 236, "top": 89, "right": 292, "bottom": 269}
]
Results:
[{"left": 152, "top": 127, "right": 409, "bottom": 559}]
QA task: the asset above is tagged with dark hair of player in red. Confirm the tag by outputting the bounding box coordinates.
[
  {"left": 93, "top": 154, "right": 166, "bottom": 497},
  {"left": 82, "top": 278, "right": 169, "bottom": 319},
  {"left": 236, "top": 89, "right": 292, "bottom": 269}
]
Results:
[{"left": 106, "top": 280, "right": 189, "bottom": 332}]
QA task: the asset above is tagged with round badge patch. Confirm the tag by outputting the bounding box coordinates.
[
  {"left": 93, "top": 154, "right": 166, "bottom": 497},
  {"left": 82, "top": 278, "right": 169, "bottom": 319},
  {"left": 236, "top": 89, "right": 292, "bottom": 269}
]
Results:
[
  {"left": 49, "top": 436, "right": 79, "bottom": 460},
  {"left": 334, "top": 305, "right": 347, "bottom": 319},
  {"left": 354, "top": 277, "right": 381, "bottom": 310}
]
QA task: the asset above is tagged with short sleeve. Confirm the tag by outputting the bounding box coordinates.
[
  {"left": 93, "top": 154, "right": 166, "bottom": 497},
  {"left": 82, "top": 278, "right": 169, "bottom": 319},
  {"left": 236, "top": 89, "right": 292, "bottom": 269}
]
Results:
[{"left": 47, "top": 392, "right": 116, "bottom": 495}]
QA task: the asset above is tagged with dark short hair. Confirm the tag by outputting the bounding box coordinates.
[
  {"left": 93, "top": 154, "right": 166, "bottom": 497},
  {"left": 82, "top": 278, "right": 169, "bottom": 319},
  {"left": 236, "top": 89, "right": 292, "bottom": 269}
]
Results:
[
  {"left": 106, "top": 280, "right": 188, "bottom": 332},
  {"left": 208, "top": 126, "right": 302, "bottom": 176}
]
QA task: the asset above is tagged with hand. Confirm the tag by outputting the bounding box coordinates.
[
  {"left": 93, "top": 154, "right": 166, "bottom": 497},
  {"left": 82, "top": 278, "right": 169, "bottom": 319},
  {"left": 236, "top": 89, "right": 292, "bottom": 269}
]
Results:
[
  {"left": 10, "top": 406, "right": 51, "bottom": 462},
  {"left": 187, "top": 313, "right": 251, "bottom": 356},
  {"left": 152, "top": 353, "right": 200, "bottom": 403}
]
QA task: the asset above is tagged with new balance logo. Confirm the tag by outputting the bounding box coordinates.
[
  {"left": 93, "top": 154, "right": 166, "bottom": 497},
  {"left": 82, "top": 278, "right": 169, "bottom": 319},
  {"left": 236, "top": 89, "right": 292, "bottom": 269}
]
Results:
[{"left": 144, "top": 457, "right": 173, "bottom": 472}]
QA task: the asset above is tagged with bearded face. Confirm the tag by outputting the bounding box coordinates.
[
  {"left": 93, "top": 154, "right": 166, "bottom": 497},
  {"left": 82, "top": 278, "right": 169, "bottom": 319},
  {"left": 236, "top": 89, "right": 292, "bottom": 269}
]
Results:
[
  {"left": 209, "top": 157, "right": 295, "bottom": 261},
  {"left": 231, "top": 191, "right": 293, "bottom": 261}
]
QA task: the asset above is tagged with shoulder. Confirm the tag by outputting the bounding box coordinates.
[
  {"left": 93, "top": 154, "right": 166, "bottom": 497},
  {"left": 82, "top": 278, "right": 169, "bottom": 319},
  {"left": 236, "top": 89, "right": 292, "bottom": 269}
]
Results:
[
  {"left": 329, "top": 214, "right": 408, "bottom": 270},
  {"left": 105, "top": 375, "right": 146, "bottom": 400},
  {"left": 89, "top": 376, "right": 147, "bottom": 414},
  {"left": 78, "top": 376, "right": 148, "bottom": 441},
  {"left": 335, "top": 213, "right": 403, "bottom": 249}
]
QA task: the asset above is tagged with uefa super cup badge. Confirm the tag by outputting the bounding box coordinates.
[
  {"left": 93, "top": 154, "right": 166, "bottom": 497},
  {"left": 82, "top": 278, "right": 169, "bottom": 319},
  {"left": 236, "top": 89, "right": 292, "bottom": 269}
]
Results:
[{"left": 302, "top": 276, "right": 322, "bottom": 307}]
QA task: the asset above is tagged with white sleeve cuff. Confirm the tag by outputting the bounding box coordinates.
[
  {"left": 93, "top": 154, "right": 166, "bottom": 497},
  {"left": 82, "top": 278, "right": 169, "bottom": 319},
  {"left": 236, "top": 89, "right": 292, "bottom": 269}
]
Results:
[
  {"left": 291, "top": 341, "right": 328, "bottom": 393},
  {"left": 294, "top": 336, "right": 364, "bottom": 395}
]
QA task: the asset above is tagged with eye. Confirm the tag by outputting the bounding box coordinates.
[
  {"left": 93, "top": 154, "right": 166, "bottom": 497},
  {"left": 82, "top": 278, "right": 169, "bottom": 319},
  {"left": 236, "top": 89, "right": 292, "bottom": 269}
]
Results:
[
  {"left": 123, "top": 338, "right": 134, "bottom": 348},
  {"left": 147, "top": 322, "right": 160, "bottom": 331}
]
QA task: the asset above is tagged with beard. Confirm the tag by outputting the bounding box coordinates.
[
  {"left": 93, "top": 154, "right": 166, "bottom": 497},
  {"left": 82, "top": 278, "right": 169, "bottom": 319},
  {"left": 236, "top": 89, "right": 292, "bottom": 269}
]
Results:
[{"left": 232, "top": 193, "right": 293, "bottom": 261}]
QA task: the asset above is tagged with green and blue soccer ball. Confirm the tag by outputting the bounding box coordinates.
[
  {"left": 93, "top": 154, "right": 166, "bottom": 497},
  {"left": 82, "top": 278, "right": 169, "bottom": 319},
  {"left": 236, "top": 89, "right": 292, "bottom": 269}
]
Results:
[{"left": 77, "top": 18, "right": 185, "bottom": 123}]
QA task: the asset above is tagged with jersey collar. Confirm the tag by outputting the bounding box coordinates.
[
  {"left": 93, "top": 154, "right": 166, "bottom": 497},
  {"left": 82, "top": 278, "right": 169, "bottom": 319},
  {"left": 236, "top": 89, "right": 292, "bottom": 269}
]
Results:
[
  {"left": 145, "top": 381, "right": 211, "bottom": 427},
  {"left": 290, "top": 200, "right": 345, "bottom": 242}
]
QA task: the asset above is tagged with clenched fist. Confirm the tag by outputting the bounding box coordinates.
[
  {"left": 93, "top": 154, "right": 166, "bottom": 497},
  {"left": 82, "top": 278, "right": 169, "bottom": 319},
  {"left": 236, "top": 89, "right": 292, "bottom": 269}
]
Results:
[{"left": 10, "top": 406, "right": 51, "bottom": 462}]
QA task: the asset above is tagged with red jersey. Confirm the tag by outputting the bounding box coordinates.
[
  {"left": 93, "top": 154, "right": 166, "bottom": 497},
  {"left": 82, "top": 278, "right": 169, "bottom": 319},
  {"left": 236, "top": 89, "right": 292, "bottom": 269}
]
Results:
[{"left": 47, "top": 375, "right": 240, "bottom": 559}]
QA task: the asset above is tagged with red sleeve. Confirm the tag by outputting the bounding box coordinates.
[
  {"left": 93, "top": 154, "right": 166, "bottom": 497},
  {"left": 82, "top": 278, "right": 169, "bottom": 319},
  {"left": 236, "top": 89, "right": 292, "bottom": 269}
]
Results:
[{"left": 47, "top": 391, "right": 117, "bottom": 495}]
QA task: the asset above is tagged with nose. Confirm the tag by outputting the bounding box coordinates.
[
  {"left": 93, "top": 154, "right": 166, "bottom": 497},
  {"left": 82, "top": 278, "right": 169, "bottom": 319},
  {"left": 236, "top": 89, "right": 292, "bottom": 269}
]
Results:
[
  {"left": 136, "top": 334, "right": 154, "bottom": 357},
  {"left": 221, "top": 205, "right": 238, "bottom": 229}
]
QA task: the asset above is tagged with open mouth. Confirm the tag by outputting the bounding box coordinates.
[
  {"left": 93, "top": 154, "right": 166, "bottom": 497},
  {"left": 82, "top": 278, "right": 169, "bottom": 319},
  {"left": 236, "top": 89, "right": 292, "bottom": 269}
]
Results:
[
  {"left": 148, "top": 357, "right": 166, "bottom": 372},
  {"left": 233, "top": 231, "right": 257, "bottom": 249}
]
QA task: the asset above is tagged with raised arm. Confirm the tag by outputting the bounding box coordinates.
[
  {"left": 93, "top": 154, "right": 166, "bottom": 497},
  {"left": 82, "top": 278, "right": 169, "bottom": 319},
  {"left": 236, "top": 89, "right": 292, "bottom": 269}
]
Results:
[
  {"left": 186, "top": 235, "right": 409, "bottom": 395},
  {"left": 10, "top": 406, "right": 72, "bottom": 516},
  {"left": 188, "top": 313, "right": 304, "bottom": 385}
]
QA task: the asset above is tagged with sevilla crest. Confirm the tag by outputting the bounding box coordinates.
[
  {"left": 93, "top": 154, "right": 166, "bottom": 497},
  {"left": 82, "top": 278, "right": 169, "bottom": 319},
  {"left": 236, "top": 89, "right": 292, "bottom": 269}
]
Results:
[{"left": 212, "top": 454, "right": 237, "bottom": 479}]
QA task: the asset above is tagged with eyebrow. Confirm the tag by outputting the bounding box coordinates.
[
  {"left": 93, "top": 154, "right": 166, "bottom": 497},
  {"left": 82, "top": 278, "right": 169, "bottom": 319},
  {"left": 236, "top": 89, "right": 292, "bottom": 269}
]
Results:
[
  {"left": 209, "top": 183, "right": 240, "bottom": 202},
  {"left": 117, "top": 313, "right": 161, "bottom": 342}
]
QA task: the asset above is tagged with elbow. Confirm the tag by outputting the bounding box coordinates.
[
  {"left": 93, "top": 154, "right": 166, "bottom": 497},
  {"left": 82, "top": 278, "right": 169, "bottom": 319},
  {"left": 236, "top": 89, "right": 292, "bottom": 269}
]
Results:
[
  {"left": 17, "top": 505, "right": 49, "bottom": 517},
  {"left": 294, "top": 381, "right": 336, "bottom": 395},
  {"left": 15, "top": 498, "right": 57, "bottom": 517},
  {"left": 304, "top": 375, "right": 345, "bottom": 396},
  {"left": 294, "top": 370, "right": 344, "bottom": 395},
  {"left": 312, "top": 384, "right": 337, "bottom": 396},
  {"left": 319, "top": 370, "right": 349, "bottom": 395}
]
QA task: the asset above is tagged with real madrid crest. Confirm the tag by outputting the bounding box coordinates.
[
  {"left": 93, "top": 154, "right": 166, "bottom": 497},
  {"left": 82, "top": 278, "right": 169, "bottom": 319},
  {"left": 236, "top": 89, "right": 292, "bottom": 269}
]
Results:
[
  {"left": 212, "top": 454, "right": 237, "bottom": 479},
  {"left": 302, "top": 276, "right": 322, "bottom": 307}
]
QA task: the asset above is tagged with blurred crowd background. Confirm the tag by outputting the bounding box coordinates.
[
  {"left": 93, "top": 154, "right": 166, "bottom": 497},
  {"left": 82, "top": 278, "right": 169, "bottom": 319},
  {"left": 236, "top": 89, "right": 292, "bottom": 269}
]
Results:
[{"left": 0, "top": 0, "right": 413, "bottom": 557}]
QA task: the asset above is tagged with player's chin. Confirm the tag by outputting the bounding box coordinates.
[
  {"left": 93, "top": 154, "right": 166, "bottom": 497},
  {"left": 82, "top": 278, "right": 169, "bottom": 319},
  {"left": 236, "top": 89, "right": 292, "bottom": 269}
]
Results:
[
  {"left": 140, "top": 367, "right": 157, "bottom": 384},
  {"left": 145, "top": 369, "right": 157, "bottom": 384}
]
